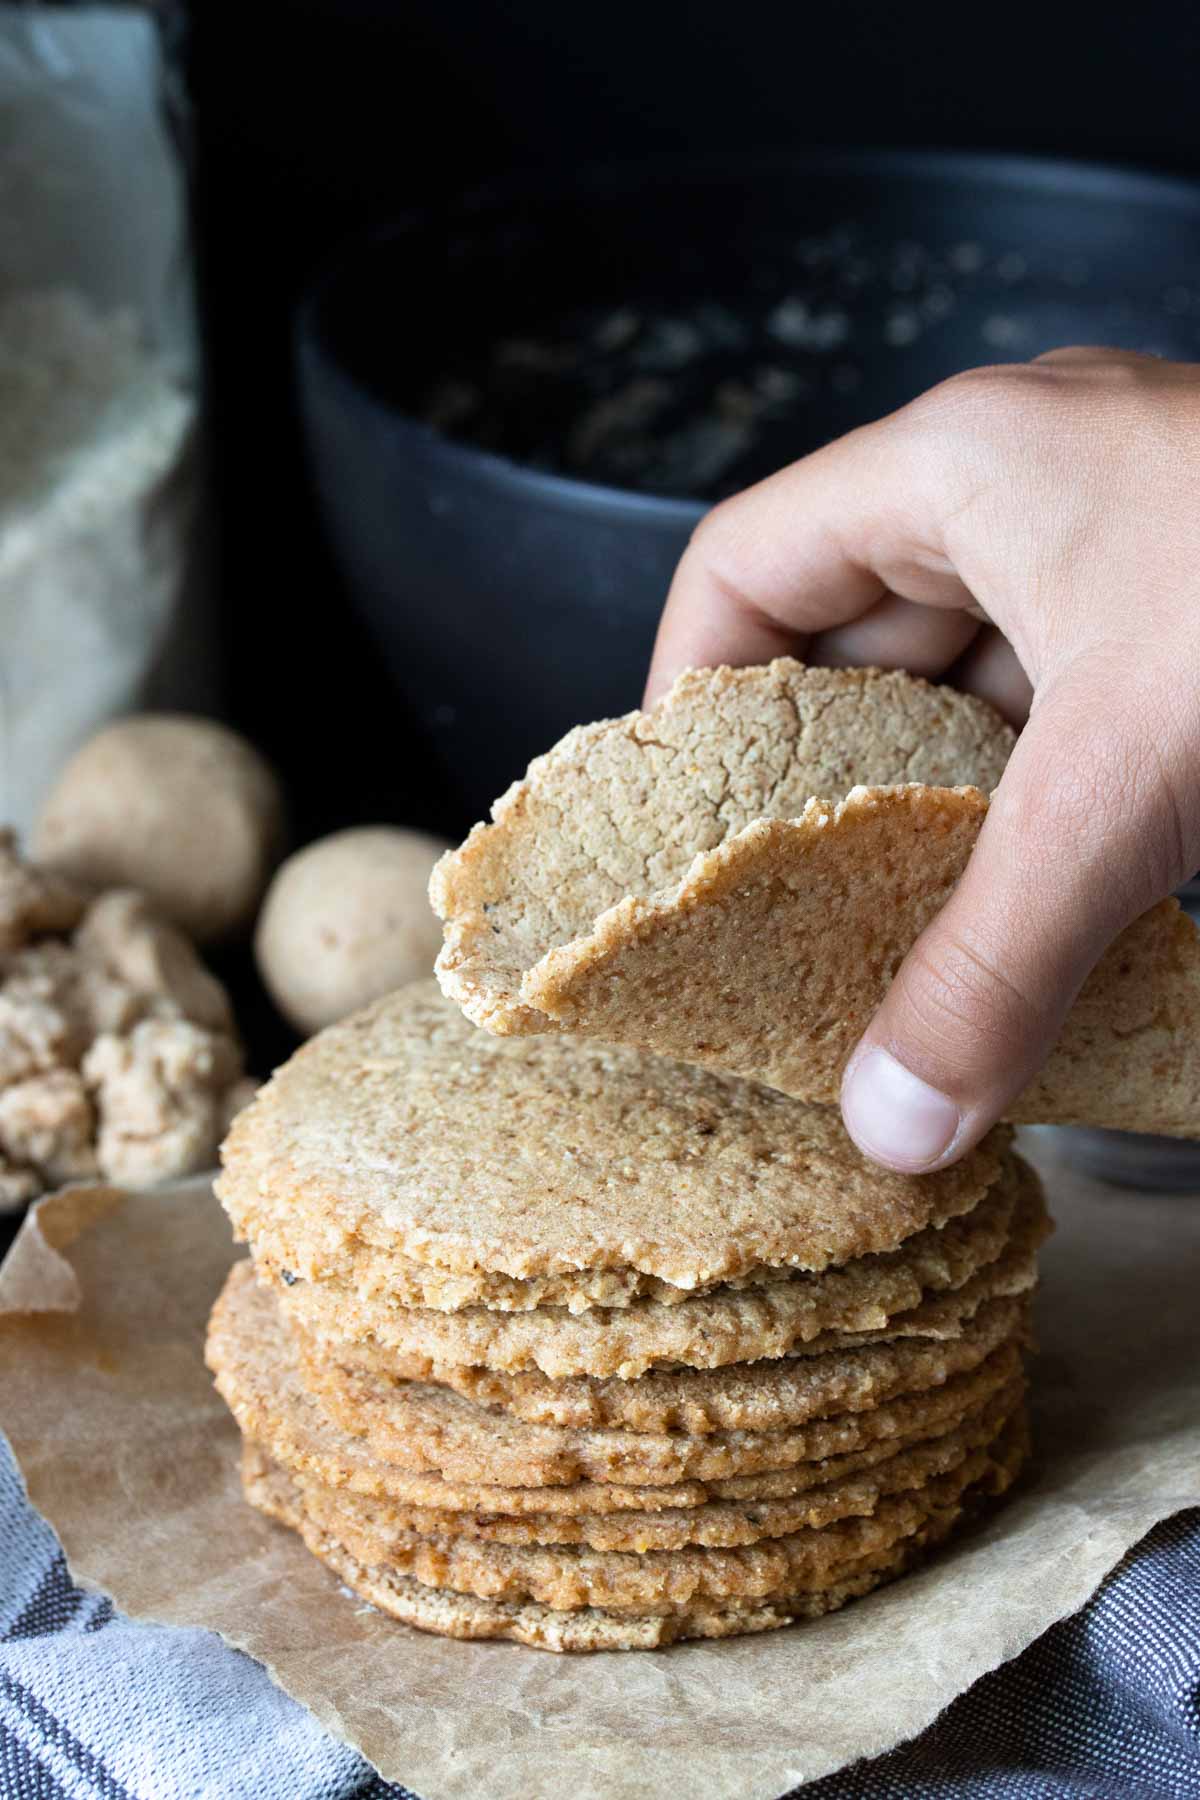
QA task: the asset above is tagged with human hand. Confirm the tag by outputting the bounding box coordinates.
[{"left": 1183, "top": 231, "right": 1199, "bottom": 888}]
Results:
[{"left": 646, "top": 349, "right": 1200, "bottom": 1172}]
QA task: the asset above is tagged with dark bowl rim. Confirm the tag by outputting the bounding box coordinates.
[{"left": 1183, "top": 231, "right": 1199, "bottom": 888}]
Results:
[{"left": 295, "top": 144, "right": 1200, "bottom": 517}]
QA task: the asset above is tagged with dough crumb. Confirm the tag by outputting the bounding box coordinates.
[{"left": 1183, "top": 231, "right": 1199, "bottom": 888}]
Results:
[
  {"left": 83, "top": 1018, "right": 241, "bottom": 1188},
  {"left": 0, "top": 1068, "right": 98, "bottom": 1185},
  {"left": 0, "top": 834, "right": 250, "bottom": 1208}
]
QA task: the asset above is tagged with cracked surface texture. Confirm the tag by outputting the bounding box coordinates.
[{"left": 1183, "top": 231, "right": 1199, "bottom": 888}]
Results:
[{"left": 432, "top": 659, "right": 1014, "bottom": 1035}]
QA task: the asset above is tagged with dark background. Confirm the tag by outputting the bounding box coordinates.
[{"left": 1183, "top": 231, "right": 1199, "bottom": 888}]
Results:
[
  {"left": 3, "top": 6, "right": 1195, "bottom": 1248},
  {"left": 186, "top": 0, "right": 1200, "bottom": 866}
]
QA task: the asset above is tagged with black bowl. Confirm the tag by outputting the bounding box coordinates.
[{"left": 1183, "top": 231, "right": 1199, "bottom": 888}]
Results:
[{"left": 296, "top": 148, "right": 1200, "bottom": 831}]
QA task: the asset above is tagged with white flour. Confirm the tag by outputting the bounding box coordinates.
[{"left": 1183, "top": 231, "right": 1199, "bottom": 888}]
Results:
[
  {"left": 0, "top": 4, "right": 202, "bottom": 838},
  {"left": 0, "top": 289, "right": 196, "bottom": 835}
]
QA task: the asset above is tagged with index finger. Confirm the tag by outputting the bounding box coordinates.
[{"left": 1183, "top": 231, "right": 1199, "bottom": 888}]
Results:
[{"left": 644, "top": 406, "right": 976, "bottom": 703}]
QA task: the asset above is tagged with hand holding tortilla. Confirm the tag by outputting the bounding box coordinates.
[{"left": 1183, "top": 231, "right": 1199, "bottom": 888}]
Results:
[
  {"left": 432, "top": 664, "right": 1200, "bottom": 1139},
  {"left": 643, "top": 351, "right": 1200, "bottom": 1169}
]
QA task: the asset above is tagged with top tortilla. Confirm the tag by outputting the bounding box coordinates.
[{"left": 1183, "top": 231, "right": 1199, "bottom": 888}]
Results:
[{"left": 433, "top": 659, "right": 1014, "bottom": 1036}]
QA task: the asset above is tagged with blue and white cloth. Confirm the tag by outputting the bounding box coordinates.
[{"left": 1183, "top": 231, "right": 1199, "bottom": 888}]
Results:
[{"left": 2, "top": 1435, "right": 1197, "bottom": 1799}]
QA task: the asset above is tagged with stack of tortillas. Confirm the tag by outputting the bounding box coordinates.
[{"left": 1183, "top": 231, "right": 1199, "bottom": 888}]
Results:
[{"left": 209, "top": 661, "right": 1200, "bottom": 1651}]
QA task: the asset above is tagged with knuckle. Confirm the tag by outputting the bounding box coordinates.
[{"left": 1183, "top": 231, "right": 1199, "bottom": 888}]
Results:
[
  {"left": 907, "top": 363, "right": 1038, "bottom": 430},
  {"left": 894, "top": 926, "right": 1045, "bottom": 1078},
  {"left": 1015, "top": 725, "right": 1122, "bottom": 843},
  {"left": 687, "top": 497, "right": 736, "bottom": 559},
  {"left": 1032, "top": 343, "right": 1133, "bottom": 372},
  {"left": 686, "top": 500, "right": 767, "bottom": 625},
  {"left": 1011, "top": 680, "right": 1197, "bottom": 905},
  {"left": 894, "top": 365, "right": 1059, "bottom": 503}
]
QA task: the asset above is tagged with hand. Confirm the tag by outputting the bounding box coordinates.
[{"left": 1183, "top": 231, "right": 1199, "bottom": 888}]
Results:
[{"left": 646, "top": 349, "right": 1200, "bottom": 1172}]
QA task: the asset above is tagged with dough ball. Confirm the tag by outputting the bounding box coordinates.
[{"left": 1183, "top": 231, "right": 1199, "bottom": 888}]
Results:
[
  {"left": 255, "top": 826, "right": 450, "bottom": 1035},
  {"left": 34, "top": 715, "right": 284, "bottom": 942}
]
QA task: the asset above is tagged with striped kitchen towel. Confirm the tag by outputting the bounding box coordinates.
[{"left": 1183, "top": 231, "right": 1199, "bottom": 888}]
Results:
[{"left": 2, "top": 1435, "right": 1197, "bottom": 1799}]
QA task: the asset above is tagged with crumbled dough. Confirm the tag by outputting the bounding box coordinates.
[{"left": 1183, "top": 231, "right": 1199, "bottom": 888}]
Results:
[
  {"left": 76, "top": 890, "right": 233, "bottom": 1033},
  {"left": 83, "top": 1018, "right": 240, "bottom": 1188},
  {"left": 0, "top": 829, "right": 85, "bottom": 952},
  {"left": 0, "top": 981, "right": 81, "bottom": 1087},
  {"left": 0, "top": 1068, "right": 98, "bottom": 1184},
  {"left": 0, "top": 835, "right": 251, "bottom": 1209}
]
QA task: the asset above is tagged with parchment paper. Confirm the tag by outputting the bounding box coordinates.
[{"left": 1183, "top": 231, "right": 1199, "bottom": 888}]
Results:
[{"left": 0, "top": 1134, "right": 1198, "bottom": 1800}]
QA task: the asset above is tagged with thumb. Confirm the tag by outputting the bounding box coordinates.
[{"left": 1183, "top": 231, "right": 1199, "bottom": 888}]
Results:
[{"left": 839, "top": 665, "right": 1195, "bottom": 1171}]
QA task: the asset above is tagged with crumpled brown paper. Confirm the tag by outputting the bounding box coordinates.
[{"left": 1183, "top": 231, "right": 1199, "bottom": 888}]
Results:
[{"left": 0, "top": 1134, "right": 1198, "bottom": 1800}]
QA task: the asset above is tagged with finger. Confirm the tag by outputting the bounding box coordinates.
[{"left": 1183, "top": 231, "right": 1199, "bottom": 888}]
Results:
[
  {"left": 644, "top": 550, "right": 814, "bottom": 705},
  {"left": 645, "top": 409, "right": 979, "bottom": 703},
  {"left": 1031, "top": 345, "right": 1154, "bottom": 370},
  {"left": 647, "top": 351, "right": 1183, "bottom": 706},
  {"left": 839, "top": 659, "right": 1194, "bottom": 1171},
  {"left": 945, "top": 628, "right": 1033, "bottom": 728},
  {"left": 809, "top": 594, "right": 980, "bottom": 680}
]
